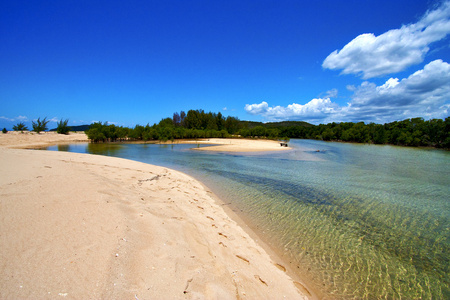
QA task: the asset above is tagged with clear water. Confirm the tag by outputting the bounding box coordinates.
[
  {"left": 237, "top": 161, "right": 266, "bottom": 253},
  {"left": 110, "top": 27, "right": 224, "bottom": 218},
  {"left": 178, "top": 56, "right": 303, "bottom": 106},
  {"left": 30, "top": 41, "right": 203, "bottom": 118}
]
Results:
[{"left": 45, "top": 140, "right": 450, "bottom": 299}]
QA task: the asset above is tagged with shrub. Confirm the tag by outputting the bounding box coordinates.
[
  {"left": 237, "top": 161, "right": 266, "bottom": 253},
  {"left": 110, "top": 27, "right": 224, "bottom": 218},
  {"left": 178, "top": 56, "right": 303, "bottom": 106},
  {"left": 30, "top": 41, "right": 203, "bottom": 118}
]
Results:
[
  {"left": 13, "top": 122, "right": 28, "bottom": 132},
  {"left": 86, "top": 128, "right": 106, "bottom": 142},
  {"left": 2, "top": 128, "right": 7, "bottom": 134},
  {"left": 32, "top": 117, "right": 49, "bottom": 133},
  {"left": 56, "top": 119, "right": 70, "bottom": 134}
]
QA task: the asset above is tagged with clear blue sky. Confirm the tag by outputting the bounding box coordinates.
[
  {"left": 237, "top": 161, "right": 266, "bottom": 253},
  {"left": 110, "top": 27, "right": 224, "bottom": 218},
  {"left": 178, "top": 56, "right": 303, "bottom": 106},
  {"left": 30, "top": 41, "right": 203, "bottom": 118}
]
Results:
[{"left": 1, "top": 0, "right": 449, "bottom": 130}]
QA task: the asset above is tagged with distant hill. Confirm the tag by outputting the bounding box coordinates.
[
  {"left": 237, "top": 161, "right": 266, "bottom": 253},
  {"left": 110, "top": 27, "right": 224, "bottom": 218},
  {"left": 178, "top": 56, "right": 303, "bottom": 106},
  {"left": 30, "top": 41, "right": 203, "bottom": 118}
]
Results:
[{"left": 49, "top": 124, "right": 90, "bottom": 132}]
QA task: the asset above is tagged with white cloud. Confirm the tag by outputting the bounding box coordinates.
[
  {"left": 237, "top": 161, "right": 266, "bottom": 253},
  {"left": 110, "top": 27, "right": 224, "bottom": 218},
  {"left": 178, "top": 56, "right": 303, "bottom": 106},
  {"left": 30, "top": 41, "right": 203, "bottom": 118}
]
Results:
[
  {"left": 245, "top": 97, "right": 341, "bottom": 123},
  {"left": 245, "top": 101, "right": 270, "bottom": 115},
  {"left": 0, "top": 115, "right": 28, "bottom": 122},
  {"left": 245, "top": 60, "right": 450, "bottom": 124},
  {"left": 347, "top": 59, "right": 450, "bottom": 121},
  {"left": 0, "top": 116, "right": 14, "bottom": 122},
  {"left": 324, "top": 88, "right": 338, "bottom": 98},
  {"left": 322, "top": 1, "right": 450, "bottom": 79}
]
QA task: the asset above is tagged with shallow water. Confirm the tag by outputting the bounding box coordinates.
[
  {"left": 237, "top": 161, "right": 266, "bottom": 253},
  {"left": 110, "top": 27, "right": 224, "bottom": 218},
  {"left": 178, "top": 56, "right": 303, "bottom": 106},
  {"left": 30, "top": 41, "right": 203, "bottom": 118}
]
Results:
[{"left": 46, "top": 140, "right": 449, "bottom": 299}]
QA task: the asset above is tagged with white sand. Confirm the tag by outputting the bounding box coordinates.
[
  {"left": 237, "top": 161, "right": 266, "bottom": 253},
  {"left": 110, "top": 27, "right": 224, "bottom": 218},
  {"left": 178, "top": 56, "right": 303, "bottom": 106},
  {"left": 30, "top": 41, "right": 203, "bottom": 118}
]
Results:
[
  {"left": 187, "top": 138, "right": 292, "bottom": 152},
  {"left": 0, "top": 131, "right": 88, "bottom": 148},
  {"left": 0, "top": 132, "right": 311, "bottom": 299}
]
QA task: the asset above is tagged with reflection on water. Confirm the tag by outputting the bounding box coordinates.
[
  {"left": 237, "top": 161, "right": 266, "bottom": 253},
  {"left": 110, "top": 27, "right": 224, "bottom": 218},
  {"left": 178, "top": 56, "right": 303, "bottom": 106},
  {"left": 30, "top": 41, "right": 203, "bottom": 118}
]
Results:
[
  {"left": 44, "top": 140, "right": 449, "bottom": 299},
  {"left": 57, "top": 144, "right": 70, "bottom": 152}
]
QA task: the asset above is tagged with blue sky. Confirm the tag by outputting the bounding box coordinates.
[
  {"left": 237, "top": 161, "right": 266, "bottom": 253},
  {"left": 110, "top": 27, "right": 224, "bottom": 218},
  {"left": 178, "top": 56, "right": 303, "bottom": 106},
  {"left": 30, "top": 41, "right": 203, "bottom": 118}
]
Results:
[{"left": 1, "top": 0, "right": 449, "bottom": 130}]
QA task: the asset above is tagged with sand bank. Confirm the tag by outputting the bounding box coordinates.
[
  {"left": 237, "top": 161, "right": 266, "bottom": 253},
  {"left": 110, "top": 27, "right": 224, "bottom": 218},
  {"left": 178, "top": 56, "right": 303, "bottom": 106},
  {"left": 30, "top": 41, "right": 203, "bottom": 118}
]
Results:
[
  {"left": 0, "top": 133, "right": 309, "bottom": 299},
  {"left": 0, "top": 131, "right": 290, "bottom": 152},
  {"left": 0, "top": 131, "right": 88, "bottom": 148},
  {"left": 182, "top": 138, "right": 292, "bottom": 152}
]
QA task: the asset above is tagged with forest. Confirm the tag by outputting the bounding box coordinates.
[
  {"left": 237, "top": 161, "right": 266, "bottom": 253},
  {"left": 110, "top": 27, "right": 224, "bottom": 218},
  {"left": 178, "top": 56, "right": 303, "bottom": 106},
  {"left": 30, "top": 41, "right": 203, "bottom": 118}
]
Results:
[{"left": 85, "top": 109, "right": 450, "bottom": 148}]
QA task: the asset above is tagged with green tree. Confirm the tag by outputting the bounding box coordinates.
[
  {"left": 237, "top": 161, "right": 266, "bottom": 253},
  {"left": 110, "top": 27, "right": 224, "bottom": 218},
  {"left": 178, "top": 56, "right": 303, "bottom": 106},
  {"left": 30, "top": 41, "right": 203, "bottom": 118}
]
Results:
[
  {"left": 322, "top": 128, "right": 336, "bottom": 141},
  {"left": 206, "top": 117, "right": 218, "bottom": 130},
  {"left": 86, "top": 128, "right": 106, "bottom": 142},
  {"left": 129, "top": 124, "right": 145, "bottom": 140},
  {"left": 216, "top": 112, "right": 225, "bottom": 131},
  {"left": 172, "top": 112, "right": 181, "bottom": 127},
  {"left": 397, "top": 132, "right": 412, "bottom": 145},
  {"left": 225, "top": 116, "right": 241, "bottom": 134},
  {"left": 373, "top": 125, "right": 387, "bottom": 144},
  {"left": 142, "top": 128, "right": 158, "bottom": 141},
  {"left": 341, "top": 129, "right": 351, "bottom": 141},
  {"left": 251, "top": 126, "right": 266, "bottom": 137},
  {"left": 185, "top": 110, "right": 202, "bottom": 129},
  {"left": 56, "top": 119, "right": 70, "bottom": 134},
  {"left": 116, "top": 126, "right": 129, "bottom": 141},
  {"left": 32, "top": 117, "right": 49, "bottom": 133},
  {"left": 13, "top": 122, "right": 28, "bottom": 132},
  {"left": 85, "top": 122, "right": 110, "bottom": 142},
  {"left": 238, "top": 128, "right": 251, "bottom": 138},
  {"left": 2, "top": 128, "right": 8, "bottom": 134},
  {"left": 442, "top": 117, "right": 450, "bottom": 148},
  {"left": 267, "top": 128, "right": 280, "bottom": 139},
  {"left": 159, "top": 117, "right": 175, "bottom": 128}
]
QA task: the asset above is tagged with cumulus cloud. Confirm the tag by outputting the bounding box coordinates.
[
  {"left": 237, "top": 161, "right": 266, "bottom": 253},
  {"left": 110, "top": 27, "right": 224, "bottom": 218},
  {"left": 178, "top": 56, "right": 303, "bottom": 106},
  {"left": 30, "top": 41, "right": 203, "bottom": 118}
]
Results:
[
  {"left": 245, "top": 97, "right": 341, "bottom": 123},
  {"left": 322, "top": 1, "right": 450, "bottom": 79},
  {"left": 346, "top": 59, "right": 450, "bottom": 121},
  {"left": 245, "top": 101, "right": 270, "bottom": 115},
  {"left": 246, "top": 60, "right": 450, "bottom": 124}
]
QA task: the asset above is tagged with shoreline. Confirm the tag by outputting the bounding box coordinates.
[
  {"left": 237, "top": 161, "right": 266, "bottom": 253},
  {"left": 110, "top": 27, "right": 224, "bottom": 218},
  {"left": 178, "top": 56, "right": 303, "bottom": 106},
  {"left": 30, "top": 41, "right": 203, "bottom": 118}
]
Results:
[
  {"left": 0, "top": 132, "right": 311, "bottom": 299},
  {"left": 0, "top": 131, "right": 89, "bottom": 149},
  {"left": 0, "top": 132, "right": 292, "bottom": 152},
  {"left": 183, "top": 138, "right": 293, "bottom": 152},
  {"left": 203, "top": 186, "right": 318, "bottom": 298}
]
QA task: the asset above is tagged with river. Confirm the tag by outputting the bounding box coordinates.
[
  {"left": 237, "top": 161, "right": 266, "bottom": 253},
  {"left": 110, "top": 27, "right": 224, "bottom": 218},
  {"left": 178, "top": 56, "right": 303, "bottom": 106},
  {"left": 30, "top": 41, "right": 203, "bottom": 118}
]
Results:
[{"left": 44, "top": 139, "right": 449, "bottom": 299}]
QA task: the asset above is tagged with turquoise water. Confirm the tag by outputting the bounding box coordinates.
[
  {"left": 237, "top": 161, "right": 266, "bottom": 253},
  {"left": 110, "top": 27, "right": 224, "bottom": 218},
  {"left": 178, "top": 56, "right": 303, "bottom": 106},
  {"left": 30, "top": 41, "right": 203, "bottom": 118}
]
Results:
[{"left": 46, "top": 140, "right": 449, "bottom": 299}]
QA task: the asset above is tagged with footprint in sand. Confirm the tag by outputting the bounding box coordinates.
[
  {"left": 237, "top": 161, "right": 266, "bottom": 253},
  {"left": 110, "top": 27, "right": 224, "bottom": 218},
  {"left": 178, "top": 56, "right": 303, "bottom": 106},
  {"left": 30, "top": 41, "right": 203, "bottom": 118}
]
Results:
[
  {"left": 293, "top": 281, "right": 312, "bottom": 297},
  {"left": 254, "top": 275, "right": 268, "bottom": 286},
  {"left": 236, "top": 255, "right": 250, "bottom": 264},
  {"left": 218, "top": 232, "right": 228, "bottom": 238},
  {"left": 274, "top": 263, "right": 286, "bottom": 272}
]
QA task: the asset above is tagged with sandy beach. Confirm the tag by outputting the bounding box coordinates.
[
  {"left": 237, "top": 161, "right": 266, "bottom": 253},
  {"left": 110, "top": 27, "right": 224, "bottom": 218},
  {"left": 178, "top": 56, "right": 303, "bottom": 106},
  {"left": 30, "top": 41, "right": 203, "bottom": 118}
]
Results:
[
  {"left": 0, "top": 132, "right": 310, "bottom": 299},
  {"left": 0, "top": 131, "right": 89, "bottom": 148}
]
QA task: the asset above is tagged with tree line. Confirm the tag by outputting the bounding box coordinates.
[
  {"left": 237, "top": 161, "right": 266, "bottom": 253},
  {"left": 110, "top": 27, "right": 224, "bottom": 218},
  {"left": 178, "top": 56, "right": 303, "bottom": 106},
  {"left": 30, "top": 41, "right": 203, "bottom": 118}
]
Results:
[
  {"left": 266, "top": 117, "right": 450, "bottom": 148},
  {"left": 84, "top": 110, "right": 448, "bottom": 148},
  {"left": 7, "top": 112, "right": 445, "bottom": 148},
  {"left": 8, "top": 111, "right": 446, "bottom": 148},
  {"left": 85, "top": 110, "right": 241, "bottom": 143}
]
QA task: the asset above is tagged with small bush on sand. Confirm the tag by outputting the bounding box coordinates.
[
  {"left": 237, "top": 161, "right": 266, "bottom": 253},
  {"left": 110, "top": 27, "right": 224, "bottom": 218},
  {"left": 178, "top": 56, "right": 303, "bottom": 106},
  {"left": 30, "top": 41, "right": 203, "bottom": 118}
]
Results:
[
  {"left": 32, "top": 117, "right": 49, "bottom": 133},
  {"left": 13, "top": 122, "right": 28, "bottom": 133},
  {"left": 56, "top": 119, "right": 70, "bottom": 134}
]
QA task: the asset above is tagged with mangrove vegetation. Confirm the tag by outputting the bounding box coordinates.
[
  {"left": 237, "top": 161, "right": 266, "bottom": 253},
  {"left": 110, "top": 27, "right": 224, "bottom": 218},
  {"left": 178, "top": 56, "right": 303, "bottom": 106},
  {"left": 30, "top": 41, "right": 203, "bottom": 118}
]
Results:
[{"left": 84, "top": 109, "right": 449, "bottom": 148}]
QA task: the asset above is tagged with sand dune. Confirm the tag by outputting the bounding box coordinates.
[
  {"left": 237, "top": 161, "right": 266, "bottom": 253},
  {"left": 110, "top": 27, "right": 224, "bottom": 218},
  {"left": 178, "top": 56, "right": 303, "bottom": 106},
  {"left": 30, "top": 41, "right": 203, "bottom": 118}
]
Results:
[{"left": 0, "top": 133, "right": 309, "bottom": 299}]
